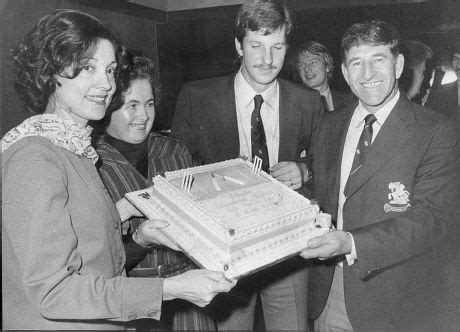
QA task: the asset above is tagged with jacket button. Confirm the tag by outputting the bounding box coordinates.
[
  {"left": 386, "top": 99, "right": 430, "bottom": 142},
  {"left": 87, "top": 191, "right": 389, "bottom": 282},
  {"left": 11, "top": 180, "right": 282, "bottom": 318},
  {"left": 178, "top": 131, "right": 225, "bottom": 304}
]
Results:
[
  {"left": 146, "top": 310, "right": 156, "bottom": 317},
  {"left": 118, "top": 257, "right": 123, "bottom": 266},
  {"left": 127, "top": 311, "right": 137, "bottom": 320},
  {"left": 115, "top": 222, "right": 119, "bottom": 230}
]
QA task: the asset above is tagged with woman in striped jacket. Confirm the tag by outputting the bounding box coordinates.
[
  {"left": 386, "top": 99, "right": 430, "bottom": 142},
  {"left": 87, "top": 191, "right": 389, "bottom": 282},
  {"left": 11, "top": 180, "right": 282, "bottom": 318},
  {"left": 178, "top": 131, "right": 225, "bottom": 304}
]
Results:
[{"left": 95, "top": 54, "right": 216, "bottom": 331}]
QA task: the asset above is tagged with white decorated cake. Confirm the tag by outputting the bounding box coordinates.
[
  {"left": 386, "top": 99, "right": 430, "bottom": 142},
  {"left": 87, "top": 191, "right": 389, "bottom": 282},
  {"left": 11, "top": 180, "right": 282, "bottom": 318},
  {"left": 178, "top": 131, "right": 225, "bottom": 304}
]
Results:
[{"left": 125, "top": 158, "right": 330, "bottom": 279}]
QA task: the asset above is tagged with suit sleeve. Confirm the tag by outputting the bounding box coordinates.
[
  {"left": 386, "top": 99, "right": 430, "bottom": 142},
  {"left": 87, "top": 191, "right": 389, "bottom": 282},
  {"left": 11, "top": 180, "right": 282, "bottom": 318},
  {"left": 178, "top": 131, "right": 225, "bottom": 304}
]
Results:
[
  {"left": 298, "top": 92, "right": 325, "bottom": 198},
  {"left": 2, "top": 142, "right": 163, "bottom": 321},
  {"left": 304, "top": 114, "right": 325, "bottom": 200},
  {"left": 351, "top": 119, "right": 459, "bottom": 279},
  {"left": 170, "top": 85, "right": 203, "bottom": 165}
]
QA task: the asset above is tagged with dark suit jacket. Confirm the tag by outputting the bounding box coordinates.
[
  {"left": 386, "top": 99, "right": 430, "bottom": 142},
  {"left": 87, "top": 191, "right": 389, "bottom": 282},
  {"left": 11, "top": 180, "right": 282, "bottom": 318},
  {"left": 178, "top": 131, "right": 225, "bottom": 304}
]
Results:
[
  {"left": 170, "top": 73, "right": 324, "bottom": 167},
  {"left": 307, "top": 95, "right": 459, "bottom": 330},
  {"left": 170, "top": 73, "right": 324, "bottom": 311},
  {"left": 330, "top": 89, "right": 356, "bottom": 111}
]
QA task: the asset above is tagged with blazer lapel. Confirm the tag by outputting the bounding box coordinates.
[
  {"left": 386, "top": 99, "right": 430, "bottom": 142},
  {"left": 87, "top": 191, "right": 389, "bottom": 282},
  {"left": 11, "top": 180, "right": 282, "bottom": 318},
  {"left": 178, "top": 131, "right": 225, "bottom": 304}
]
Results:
[
  {"left": 344, "top": 97, "right": 417, "bottom": 199},
  {"left": 326, "top": 107, "right": 354, "bottom": 215},
  {"left": 208, "top": 74, "right": 240, "bottom": 160}
]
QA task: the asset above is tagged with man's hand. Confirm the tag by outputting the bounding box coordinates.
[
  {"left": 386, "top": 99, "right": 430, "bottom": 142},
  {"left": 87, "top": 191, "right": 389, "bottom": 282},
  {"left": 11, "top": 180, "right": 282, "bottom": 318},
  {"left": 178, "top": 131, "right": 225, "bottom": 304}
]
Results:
[
  {"left": 163, "top": 269, "right": 237, "bottom": 307},
  {"left": 270, "top": 161, "right": 307, "bottom": 190},
  {"left": 136, "top": 219, "right": 181, "bottom": 251},
  {"left": 300, "top": 230, "right": 352, "bottom": 260}
]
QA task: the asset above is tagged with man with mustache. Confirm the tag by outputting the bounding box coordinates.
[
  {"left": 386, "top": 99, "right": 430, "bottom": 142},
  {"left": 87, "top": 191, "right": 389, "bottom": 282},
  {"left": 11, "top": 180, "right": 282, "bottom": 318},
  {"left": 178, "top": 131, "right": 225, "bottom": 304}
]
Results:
[{"left": 171, "top": 1, "right": 324, "bottom": 330}]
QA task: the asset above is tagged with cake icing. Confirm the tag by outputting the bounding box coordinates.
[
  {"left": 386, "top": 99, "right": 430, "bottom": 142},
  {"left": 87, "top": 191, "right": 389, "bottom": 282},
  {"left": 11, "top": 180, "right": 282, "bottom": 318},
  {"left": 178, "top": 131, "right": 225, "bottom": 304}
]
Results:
[{"left": 126, "top": 158, "right": 330, "bottom": 278}]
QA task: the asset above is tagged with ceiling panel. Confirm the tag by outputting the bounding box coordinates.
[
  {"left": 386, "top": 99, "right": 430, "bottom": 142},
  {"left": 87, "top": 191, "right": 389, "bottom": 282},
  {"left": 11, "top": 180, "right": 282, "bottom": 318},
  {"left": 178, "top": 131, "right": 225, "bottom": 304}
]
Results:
[{"left": 126, "top": 0, "right": 431, "bottom": 12}]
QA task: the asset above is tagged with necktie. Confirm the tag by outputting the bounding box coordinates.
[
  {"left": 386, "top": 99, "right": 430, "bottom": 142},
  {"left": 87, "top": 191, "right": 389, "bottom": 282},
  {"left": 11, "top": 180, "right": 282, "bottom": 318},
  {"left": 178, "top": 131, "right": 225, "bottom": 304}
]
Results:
[
  {"left": 321, "top": 95, "right": 329, "bottom": 112},
  {"left": 348, "top": 113, "right": 377, "bottom": 179},
  {"left": 251, "top": 95, "right": 269, "bottom": 171}
]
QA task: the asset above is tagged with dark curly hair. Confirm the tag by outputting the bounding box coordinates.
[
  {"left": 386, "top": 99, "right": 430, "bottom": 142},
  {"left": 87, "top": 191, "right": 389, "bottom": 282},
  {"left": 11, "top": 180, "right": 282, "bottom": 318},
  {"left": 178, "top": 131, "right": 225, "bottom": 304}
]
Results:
[
  {"left": 10, "top": 9, "right": 130, "bottom": 114},
  {"left": 104, "top": 54, "right": 161, "bottom": 127}
]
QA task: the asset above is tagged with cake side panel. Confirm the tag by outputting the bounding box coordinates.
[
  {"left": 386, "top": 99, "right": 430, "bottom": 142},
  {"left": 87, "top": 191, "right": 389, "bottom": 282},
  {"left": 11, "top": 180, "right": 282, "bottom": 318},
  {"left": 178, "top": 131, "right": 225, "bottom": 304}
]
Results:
[
  {"left": 125, "top": 187, "right": 229, "bottom": 272},
  {"left": 225, "top": 225, "right": 330, "bottom": 279}
]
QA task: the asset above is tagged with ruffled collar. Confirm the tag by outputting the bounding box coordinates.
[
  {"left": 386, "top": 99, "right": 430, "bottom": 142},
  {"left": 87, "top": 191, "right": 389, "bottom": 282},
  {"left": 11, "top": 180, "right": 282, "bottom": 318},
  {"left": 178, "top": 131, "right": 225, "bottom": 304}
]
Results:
[{"left": 2, "top": 114, "right": 98, "bottom": 163}]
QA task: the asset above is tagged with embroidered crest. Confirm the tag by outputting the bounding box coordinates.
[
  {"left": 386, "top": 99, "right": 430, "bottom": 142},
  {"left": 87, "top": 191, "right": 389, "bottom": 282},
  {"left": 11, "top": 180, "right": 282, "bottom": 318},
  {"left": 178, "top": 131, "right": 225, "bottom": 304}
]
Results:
[{"left": 384, "top": 182, "right": 411, "bottom": 212}]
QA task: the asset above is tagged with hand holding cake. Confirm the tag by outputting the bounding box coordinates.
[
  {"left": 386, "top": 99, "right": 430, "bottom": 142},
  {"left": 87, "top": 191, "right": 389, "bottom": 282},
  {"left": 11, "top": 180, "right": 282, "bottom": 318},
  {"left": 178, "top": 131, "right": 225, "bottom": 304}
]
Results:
[
  {"left": 299, "top": 230, "right": 353, "bottom": 260},
  {"left": 163, "top": 269, "right": 237, "bottom": 307},
  {"left": 269, "top": 161, "right": 306, "bottom": 189},
  {"left": 134, "top": 219, "right": 181, "bottom": 251},
  {"left": 116, "top": 198, "right": 143, "bottom": 222}
]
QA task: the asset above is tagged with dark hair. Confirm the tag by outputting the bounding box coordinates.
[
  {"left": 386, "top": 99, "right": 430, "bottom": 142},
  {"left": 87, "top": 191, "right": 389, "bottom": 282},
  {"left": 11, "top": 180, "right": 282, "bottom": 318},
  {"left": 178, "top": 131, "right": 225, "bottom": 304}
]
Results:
[
  {"left": 341, "top": 20, "right": 401, "bottom": 63},
  {"left": 10, "top": 9, "right": 129, "bottom": 114},
  {"left": 296, "top": 40, "right": 334, "bottom": 79},
  {"left": 399, "top": 40, "right": 433, "bottom": 93},
  {"left": 105, "top": 55, "right": 160, "bottom": 123},
  {"left": 234, "top": 0, "right": 294, "bottom": 44}
]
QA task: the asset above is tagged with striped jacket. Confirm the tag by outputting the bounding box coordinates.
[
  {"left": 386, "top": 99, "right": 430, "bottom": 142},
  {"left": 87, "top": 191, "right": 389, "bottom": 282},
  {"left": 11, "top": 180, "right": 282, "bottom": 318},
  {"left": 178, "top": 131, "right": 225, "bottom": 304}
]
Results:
[{"left": 96, "top": 132, "right": 216, "bottom": 330}]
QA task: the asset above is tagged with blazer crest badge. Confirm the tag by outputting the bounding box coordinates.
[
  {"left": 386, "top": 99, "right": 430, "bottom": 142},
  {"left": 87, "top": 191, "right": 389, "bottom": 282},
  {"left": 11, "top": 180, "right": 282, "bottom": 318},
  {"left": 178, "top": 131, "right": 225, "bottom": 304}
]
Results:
[{"left": 384, "top": 181, "right": 411, "bottom": 212}]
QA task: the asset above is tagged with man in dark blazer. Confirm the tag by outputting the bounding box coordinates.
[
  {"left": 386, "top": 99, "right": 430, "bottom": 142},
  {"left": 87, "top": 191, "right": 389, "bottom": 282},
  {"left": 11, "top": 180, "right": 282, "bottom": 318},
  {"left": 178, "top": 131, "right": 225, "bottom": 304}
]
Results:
[
  {"left": 301, "top": 20, "right": 459, "bottom": 330},
  {"left": 295, "top": 40, "right": 356, "bottom": 112},
  {"left": 171, "top": 2, "right": 323, "bottom": 330}
]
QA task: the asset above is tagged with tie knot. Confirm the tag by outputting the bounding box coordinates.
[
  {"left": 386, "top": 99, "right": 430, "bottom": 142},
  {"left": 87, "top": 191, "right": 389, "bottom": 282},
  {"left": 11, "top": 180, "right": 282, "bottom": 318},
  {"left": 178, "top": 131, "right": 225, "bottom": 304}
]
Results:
[
  {"left": 254, "top": 94, "right": 264, "bottom": 108},
  {"left": 364, "top": 114, "right": 377, "bottom": 126}
]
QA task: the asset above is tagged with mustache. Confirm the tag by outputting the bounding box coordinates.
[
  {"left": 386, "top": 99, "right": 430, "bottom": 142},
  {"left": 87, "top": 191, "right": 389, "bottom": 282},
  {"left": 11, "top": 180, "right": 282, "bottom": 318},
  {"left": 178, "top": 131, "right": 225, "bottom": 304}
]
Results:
[{"left": 254, "top": 64, "right": 277, "bottom": 70}]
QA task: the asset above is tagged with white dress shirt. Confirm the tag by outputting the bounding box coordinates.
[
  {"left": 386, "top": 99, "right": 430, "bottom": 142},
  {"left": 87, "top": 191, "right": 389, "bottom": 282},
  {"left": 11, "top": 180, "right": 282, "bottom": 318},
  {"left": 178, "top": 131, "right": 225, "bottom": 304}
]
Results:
[
  {"left": 339, "top": 90, "right": 400, "bottom": 266},
  {"left": 234, "top": 68, "right": 280, "bottom": 166}
]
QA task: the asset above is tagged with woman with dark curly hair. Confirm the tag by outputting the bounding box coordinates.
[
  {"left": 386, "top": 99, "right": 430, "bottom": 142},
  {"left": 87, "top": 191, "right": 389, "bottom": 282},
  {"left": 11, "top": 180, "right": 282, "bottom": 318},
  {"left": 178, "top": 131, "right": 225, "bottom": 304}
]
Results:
[
  {"left": 2, "top": 9, "right": 234, "bottom": 330},
  {"left": 96, "top": 54, "right": 217, "bottom": 330}
]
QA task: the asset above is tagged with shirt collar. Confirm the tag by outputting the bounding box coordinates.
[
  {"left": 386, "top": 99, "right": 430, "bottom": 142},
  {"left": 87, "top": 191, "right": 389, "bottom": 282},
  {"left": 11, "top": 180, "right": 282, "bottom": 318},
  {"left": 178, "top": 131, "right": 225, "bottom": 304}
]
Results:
[
  {"left": 353, "top": 90, "right": 400, "bottom": 128},
  {"left": 235, "top": 67, "right": 278, "bottom": 110}
]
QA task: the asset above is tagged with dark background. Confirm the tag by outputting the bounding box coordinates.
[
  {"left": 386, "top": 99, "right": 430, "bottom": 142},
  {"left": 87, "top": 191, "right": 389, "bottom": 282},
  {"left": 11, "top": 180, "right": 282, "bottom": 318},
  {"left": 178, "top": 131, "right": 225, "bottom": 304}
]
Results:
[
  {"left": 2, "top": 0, "right": 459, "bottom": 134},
  {"left": 1, "top": 1, "right": 459, "bottom": 329}
]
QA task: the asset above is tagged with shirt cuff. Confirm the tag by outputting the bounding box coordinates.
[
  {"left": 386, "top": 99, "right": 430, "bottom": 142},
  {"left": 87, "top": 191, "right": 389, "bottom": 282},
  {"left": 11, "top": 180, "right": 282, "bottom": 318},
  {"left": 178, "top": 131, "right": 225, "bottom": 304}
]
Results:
[{"left": 345, "top": 232, "right": 357, "bottom": 265}]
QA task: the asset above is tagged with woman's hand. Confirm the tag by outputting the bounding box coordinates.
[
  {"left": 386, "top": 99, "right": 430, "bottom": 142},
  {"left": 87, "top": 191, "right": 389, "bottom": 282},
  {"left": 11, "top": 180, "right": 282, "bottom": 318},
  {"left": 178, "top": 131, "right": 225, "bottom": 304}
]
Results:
[
  {"left": 136, "top": 219, "right": 181, "bottom": 251},
  {"left": 116, "top": 198, "right": 142, "bottom": 223},
  {"left": 163, "top": 269, "right": 237, "bottom": 307}
]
